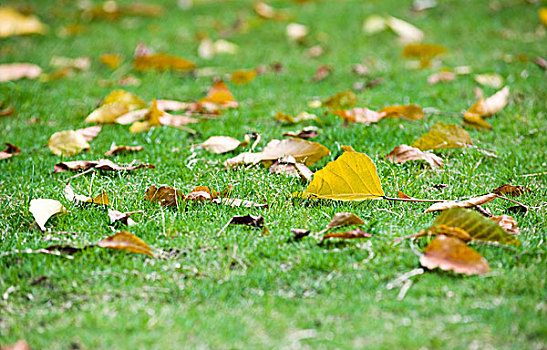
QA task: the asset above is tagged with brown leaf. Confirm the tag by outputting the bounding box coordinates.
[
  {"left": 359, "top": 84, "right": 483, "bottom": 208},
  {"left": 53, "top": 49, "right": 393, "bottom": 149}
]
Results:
[
  {"left": 465, "top": 86, "right": 509, "bottom": 119},
  {"left": 29, "top": 199, "right": 67, "bottom": 231},
  {"left": 385, "top": 144, "right": 443, "bottom": 168},
  {"left": 98, "top": 231, "right": 153, "bottom": 256},
  {"left": 134, "top": 53, "right": 195, "bottom": 72},
  {"left": 228, "top": 214, "right": 264, "bottom": 228},
  {"left": 462, "top": 114, "right": 493, "bottom": 130},
  {"left": 0, "top": 143, "right": 21, "bottom": 160},
  {"left": 313, "top": 65, "right": 333, "bottom": 82},
  {"left": 425, "top": 193, "right": 497, "bottom": 213},
  {"left": 332, "top": 107, "right": 385, "bottom": 124},
  {"left": 289, "top": 228, "right": 311, "bottom": 241},
  {"left": 322, "top": 229, "right": 372, "bottom": 242},
  {"left": 0, "top": 8, "right": 47, "bottom": 37},
  {"left": 398, "top": 191, "right": 412, "bottom": 199},
  {"left": 379, "top": 104, "right": 424, "bottom": 120},
  {"left": 260, "top": 138, "right": 330, "bottom": 167},
  {"left": 104, "top": 144, "right": 143, "bottom": 156},
  {"left": 0, "top": 63, "right": 42, "bottom": 82},
  {"left": 0, "top": 104, "right": 16, "bottom": 117},
  {"left": 427, "top": 71, "right": 456, "bottom": 84},
  {"left": 64, "top": 184, "right": 109, "bottom": 205},
  {"left": 326, "top": 212, "right": 364, "bottom": 229},
  {"left": 76, "top": 125, "right": 102, "bottom": 141},
  {"left": 490, "top": 215, "right": 520, "bottom": 235},
  {"left": 145, "top": 185, "right": 184, "bottom": 207},
  {"left": 53, "top": 159, "right": 154, "bottom": 173},
  {"left": 201, "top": 80, "right": 238, "bottom": 108},
  {"left": 492, "top": 184, "right": 530, "bottom": 197},
  {"left": 282, "top": 128, "right": 318, "bottom": 139},
  {"left": 269, "top": 156, "right": 314, "bottom": 182},
  {"left": 323, "top": 90, "right": 357, "bottom": 109},
  {"left": 411, "top": 123, "right": 473, "bottom": 151},
  {"left": 420, "top": 235, "right": 490, "bottom": 275},
  {"left": 47, "top": 130, "right": 91, "bottom": 156},
  {"left": 108, "top": 209, "right": 137, "bottom": 226}
]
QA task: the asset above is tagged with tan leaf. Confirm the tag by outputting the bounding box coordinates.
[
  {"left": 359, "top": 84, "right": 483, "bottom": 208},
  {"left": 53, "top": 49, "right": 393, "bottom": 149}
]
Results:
[
  {"left": 286, "top": 23, "right": 308, "bottom": 41},
  {"left": 145, "top": 185, "right": 184, "bottom": 207},
  {"left": 0, "top": 143, "right": 21, "bottom": 160},
  {"left": 420, "top": 235, "right": 490, "bottom": 275},
  {"left": 463, "top": 114, "right": 493, "bottom": 130},
  {"left": 313, "top": 65, "right": 333, "bottom": 82},
  {"left": 197, "top": 136, "right": 244, "bottom": 154},
  {"left": 332, "top": 107, "right": 385, "bottom": 124},
  {"left": 29, "top": 199, "right": 67, "bottom": 231},
  {"left": 386, "top": 16, "right": 424, "bottom": 43},
  {"left": 260, "top": 138, "right": 330, "bottom": 166},
  {"left": 474, "top": 74, "right": 503, "bottom": 89},
  {"left": 275, "top": 111, "right": 319, "bottom": 124},
  {"left": 104, "top": 143, "right": 142, "bottom": 157},
  {"left": 385, "top": 144, "right": 443, "bottom": 168},
  {"left": 212, "top": 198, "right": 267, "bottom": 208},
  {"left": 282, "top": 128, "right": 318, "bottom": 139},
  {"left": 490, "top": 215, "right": 520, "bottom": 235},
  {"left": 425, "top": 193, "right": 497, "bottom": 213},
  {"left": 411, "top": 123, "right": 473, "bottom": 151},
  {"left": 322, "top": 229, "right": 372, "bottom": 242},
  {"left": 0, "top": 63, "right": 42, "bottom": 82},
  {"left": 492, "top": 184, "right": 530, "bottom": 197},
  {"left": 64, "top": 184, "right": 109, "bottom": 205},
  {"left": 0, "top": 8, "right": 47, "bottom": 37},
  {"left": 379, "top": 104, "right": 424, "bottom": 120},
  {"left": 100, "top": 54, "right": 122, "bottom": 69},
  {"left": 231, "top": 69, "right": 257, "bottom": 84},
  {"left": 129, "top": 99, "right": 164, "bottom": 133},
  {"left": 224, "top": 152, "right": 264, "bottom": 167},
  {"left": 53, "top": 159, "right": 154, "bottom": 173},
  {"left": 86, "top": 103, "right": 130, "bottom": 124},
  {"left": 323, "top": 90, "right": 357, "bottom": 109},
  {"left": 201, "top": 80, "right": 238, "bottom": 108},
  {"left": 47, "top": 130, "right": 90, "bottom": 156},
  {"left": 427, "top": 71, "right": 456, "bottom": 84},
  {"left": 134, "top": 53, "right": 195, "bottom": 72},
  {"left": 326, "top": 212, "right": 364, "bottom": 229},
  {"left": 98, "top": 231, "right": 153, "bottom": 256},
  {"left": 296, "top": 151, "right": 385, "bottom": 201},
  {"left": 362, "top": 15, "right": 387, "bottom": 34},
  {"left": 76, "top": 125, "right": 102, "bottom": 141},
  {"left": 155, "top": 99, "right": 189, "bottom": 112},
  {"left": 50, "top": 56, "right": 90, "bottom": 71},
  {"left": 465, "top": 86, "right": 509, "bottom": 119},
  {"left": 108, "top": 210, "right": 137, "bottom": 226}
]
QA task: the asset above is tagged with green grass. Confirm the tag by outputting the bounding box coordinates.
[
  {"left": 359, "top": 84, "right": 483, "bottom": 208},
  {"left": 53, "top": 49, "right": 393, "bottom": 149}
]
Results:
[{"left": 1, "top": 0, "right": 546, "bottom": 348}]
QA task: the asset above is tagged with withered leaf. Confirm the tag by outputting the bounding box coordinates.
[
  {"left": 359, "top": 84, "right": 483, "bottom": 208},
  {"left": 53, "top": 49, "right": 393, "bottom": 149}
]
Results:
[
  {"left": 64, "top": 184, "right": 109, "bottom": 205},
  {"left": 427, "top": 71, "right": 456, "bottom": 84},
  {"left": 98, "top": 231, "right": 153, "bottom": 256},
  {"left": 86, "top": 102, "right": 130, "bottom": 124},
  {"left": 326, "top": 212, "right": 364, "bottom": 229},
  {"left": 0, "top": 104, "right": 16, "bottom": 117},
  {"left": 0, "top": 143, "right": 21, "bottom": 160},
  {"left": 100, "top": 54, "right": 122, "bottom": 69},
  {"left": 54, "top": 159, "right": 154, "bottom": 173},
  {"left": 0, "top": 8, "right": 47, "bottom": 37},
  {"left": 332, "top": 107, "right": 385, "bottom": 124},
  {"left": 145, "top": 185, "right": 184, "bottom": 207},
  {"left": 420, "top": 235, "right": 490, "bottom": 275},
  {"left": 129, "top": 98, "right": 163, "bottom": 133},
  {"left": 228, "top": 214, "right": 264, "bottom": 228},
  {"left": 282, "top": 128, "right": 318, "bottom": 139},
  {"left": 29, "top": 199, "right": 67, "bottom": 231},
  {"left": 411, "top": 123, "right": 473, "bottom": 151},
  {"left": 313, "top": 65, "right": 333, "bottom": 82},
  {"left": 402, "top": 44, "right": 446, "bottom": 66},
  {"left": 295, "top": 151, "right": 385, "bottom": 201},
  {"left": 462, "top": 114, "right": 493, "bottom": 130},
  {"left": 134, "top": 53, "right": 195, "bottom": 72},
  {"left": 269, "top": 156, "right": 314, "bottom": 182},
  {"left": 385, "top": 144, "right": 443, "bottom": 168},
  {"left": 289, "top": 228, "right": 311, "bottom": 241},
  {"left": 0, "top": 63, "right": 42, "bottom": 82},
  {"left": 108, "top": 209, "right": 137, "bottom": 226},
  {"left": 465, "top": 86, "right": 509, "bottom": 119},
  {"left": 425, "top": 193, "right": 497, "bottom": 213},
  {"left": 321, "top": 229, "right": 372, "bottom": 242},
  {"left": 76, "top": 125, "right": 102, "bottom": 141},
  {"left": 490, "top": 215, "right": 520, "bottom": 235},
  {"left": 492, "top": 184, "right": 530, "bottom": 197},
  {"left": 47, "top": 130, "right": 90, "bottom": 156},
  {"left": 231, "top": 69, "right": 257, "bottom": 84},
  {"left": 201, "top": 80, "right": 238, "bottom": 108},
  {"left": 323, "top": 90, "right": 357, "bottom": 109},
  {"left": 379, "top": 104, "right": 424, "bottom": 120},
  {"left": 197, "top": 136, "right": 247, "bottom": 154},
  {"left": 104, "top": 143, "right": 143, "bottom": 156}
]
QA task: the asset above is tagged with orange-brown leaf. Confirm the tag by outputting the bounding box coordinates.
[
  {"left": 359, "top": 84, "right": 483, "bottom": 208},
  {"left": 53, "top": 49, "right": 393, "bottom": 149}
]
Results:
[
  {"left": 490, "top": 215, "right": 520, "bottom": 235},
  {"left": 465, "top": 86, "right": 509, "bottom": 119},
  {"left": 322, "top": 229, "right": 372, "bottom": 241},
  {"left": 134, "top": 53, "right": 195, "bottom": 72},
  {"left": 379, "top": 104, "right": 424, "bottom": 120},
  {"left": 201, "top": 80, "right": 238, "bottom": 108},
  {"left": 332, "top": 107, "right": 385, "bottom": 124},
  {"left": 492, "top": 184, "right": 530, "bottom": 197},
  {"left": 145, "top": 185, "right": 184, "bottom": 207},
  {"left": 98, "top": 231, "right": 152, "bottom": 256},
  {"left": 0, "top": 143, "right": 21, "bottom": 160}
]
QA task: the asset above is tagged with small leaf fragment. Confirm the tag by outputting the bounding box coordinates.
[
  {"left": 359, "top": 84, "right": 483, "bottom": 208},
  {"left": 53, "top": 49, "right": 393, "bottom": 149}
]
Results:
[
  {"left": 29, "top": 199, "right": 67, "bottom": 231},
  {"left": 108, "top": 209, "right": 137, "bottom": 226},
  {"left": 0, "top": 143, "right": 21, "bottom": 160},
  {"left": 322, "top": 229, "right": 372, "bottom": 242},
  {"left": 425, "top": 193, "right": 497, "bottom": 213},
  {"left": 98, "top": 231, "right": 152, "bottom": 256}
]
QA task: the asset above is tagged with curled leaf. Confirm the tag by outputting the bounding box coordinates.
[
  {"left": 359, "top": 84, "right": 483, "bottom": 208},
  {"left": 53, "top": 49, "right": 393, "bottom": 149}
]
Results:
[
  {"left": 463, "top": 114, "right": 493, "bottom": 130},
  {"left": 98, "top": 231, "right": 152, "bottom": 256},
  {"left": 425, "top": 193, "right": 497, "bottom": 213},
  {"left": 29, "top": 199, "right": 67, "bottom": 231},
  {"left": 0, "top": 143, "right": 21, "bottom": 160},
  {"left": 385, "top": 144, "right": 443, "bottom": 168},
  {"left": 465, "top": 86, "right": 509, "bottom": 119}
]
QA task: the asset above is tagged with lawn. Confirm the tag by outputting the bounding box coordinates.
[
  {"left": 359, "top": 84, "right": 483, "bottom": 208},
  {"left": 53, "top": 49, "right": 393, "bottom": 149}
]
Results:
[{"left": 1, "top": 0, "right": 546, "bottom": 349}]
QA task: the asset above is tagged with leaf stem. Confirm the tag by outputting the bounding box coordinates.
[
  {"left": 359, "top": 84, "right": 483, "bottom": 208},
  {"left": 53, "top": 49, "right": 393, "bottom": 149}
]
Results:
[
  {"left": 382, "top": 196, "right": 443, "bottom": 203},
  {"left": 496, "top": 195, "right": 527, "bottom": 208}
]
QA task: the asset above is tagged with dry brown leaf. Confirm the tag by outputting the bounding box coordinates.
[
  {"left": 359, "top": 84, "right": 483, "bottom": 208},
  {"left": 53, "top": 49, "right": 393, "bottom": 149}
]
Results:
[
  {"left": 385, "top": 144, "right": 443, "bottom": 168},
  {"left": 0, "top": 104, "right": 16, "bottom": 117},
  {"left": 29, "top": 199, "right": 67, "bottom": 231},
  {"left": 108, "top": 209, "right": 137, "bottom": 226},
  {"left": 260, "top": 138, "right": 330, "bottom": 167},
  {"left": 463, "top": 114, "right": 493, "bottom": 130},
  {"left": 282, "top": 128, "right": 318, "bottom": 139},
  {"left": 98, "top": 231, "right": 153, "bottom": 256},
  {"left": 322, "top": 229, "right": 372, "bottom": 242},
  {"left": 492, "top": 184, "right": 530, "bottom": 197},
  {"left": 411, "top": 123, "right": 473, "bottom": 151},
  {"left": 269, "top": 156, "right": 314, "bottom": 182},
  {"left": 145, "top": 185, "right": 185, "bottom": 207},
  {"left": 231, "top": 69, "right": 257, "bottom": 84},
  {"left": 425, "top": 193, "right": 497, "bottom": 213},
  {"left": 332, "top": 107, "right": 385, "bottom": 124},
  {"left": 313, "top": 65, "right": 333, "bottom": 82},
  {"left": 134, "top": 53, "right": 195, "bottom": 72},
  {"left": 53, "top": 159, "right": 154, "bottom": 173},
  {"left": 326, "top": 212, "right": 364, "bottom": 229},
  {"left": 490, "top": 215, "right": 520, "bottom": 235},
  {"left": 201, "top": 80, "right": 238, "bottom": 108},
  {"left": 379, "top": 104, "right": 424, "bottom": 120},
  {"left": 465, "top": 86, "right": 509, "bottom": 119},
  {"left": 0, "top": 8, "right": 46, "bottom": 37},
  {"left": 398, "top": 191, "right": 412, "bottom": 199},
  {"left": 197, "top": 136, "right": 246, "bottom": 154},
  {"left": 0, "top": 63, "right": 42, "bottom": 82},
  {"left": 290, "top": 228, "right": 311, "bottom": 241},
  {"left": 427, "top": 71, "right": 456, "bottom": 84},
  {"left": 420, "top": 235, "right": 490, "bottom": 275},
  {"left": 104, "top": 143, "right": 142, "bottom": 156},
  {"left": 323, "top": 90, "right": 357, "bottom": 109},
  {"left": 0, "top": 143, "right": 21, "bottom": 160},
  {"left": 47, "top": 130, "right": 91, "bottom": 156},
  {"left": 100, "top": 54, "right": 122, "bottom": 69}
]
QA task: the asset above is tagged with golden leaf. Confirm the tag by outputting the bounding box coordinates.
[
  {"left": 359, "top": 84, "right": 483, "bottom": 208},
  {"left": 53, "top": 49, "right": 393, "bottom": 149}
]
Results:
[
  {"left": 420, "top": 235, "right": 490, "bottom": 275},
  {"left": 134, "top": 53, "right": 195, "bottom": 72},
  {"left": 411, "top": 123, "right": 473, "bottom": 151},
  {"left": 428, "top": 208, "right": 520, "bottom": 246},
  {"left": 492, "top": 184, "right": 530, "bottom": 197},
  {"left": 332, "top": 107, "right": 385, "bottom": 124},
  {"left": 402, "top": 44, "right": 446, "bottom": 59},
  {"left": 540, "top": 7, "right": 547, "bottom": 26},
  {"left": 425, "top": 193, "right": 497, "bottom": 213},
  {"left": 0, "top": 8, "right": 47, "bottom": 38},
  {"left": 296, "top": 151, "right": 385, "bottom": 201},
  {"left": 201, "top": 80, "right": 238, "bottom": 108},
  {"left": 129, "top": 99, "right": 163, "bottom": 133},
  {"left": 86, "top": 103, "right": 129, "bottom": 124},
  {"left": 29, "top": 199, "right": 67, "bottom": 231},
  {"left": 102, "top": 90, "right": 147, "bottom": 110},
  {"left": 323, "top": 90, "right": 357, "bottom": 109},
  {"left": 0, "top": 143, "right": 21, "bottom": 160},
  {"left": 0, "top": 63, "right": 42, "bottom": 82},
  {"left": 385, "top": 144, "right": 443, "bottom": 168},
  {"left": 463, "top": 114, "right": 493, "bottom": 130},
  {"left": 379, "top": 104, "right": 424, "bottom": 120},
  {"left": 100, "top": 54, "right": 122, "bottom": 69},
  {"left": 47, "top": 130, "right": 91, "bottom": 156},
  {"left": 98, "top": 231, "right": 153, "bottom": 256},
  {"left": 465, "top": 86, "right": 509, "bottom": 119},
  {"left": 231, "top": 69, "right": 257, "bottom": 84}
]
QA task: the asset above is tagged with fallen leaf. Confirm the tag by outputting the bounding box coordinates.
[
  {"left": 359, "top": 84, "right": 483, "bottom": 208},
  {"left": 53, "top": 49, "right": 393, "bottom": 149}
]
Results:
[
  {"left": 534, "top": 56, "right": 547, "bottom": 71},
  {"left": 326, "top": 212, "right": 364, "bottom": 229},
  {"left": 0, "top": 339, "right": 30, "bottom": 350},
  {"left": 0, "top": 63, "right": 42, "bottom": 82},
  {"left": 490, "top": 215, "right": 520, "bottom": 235},
  {"left": 427, "top": 71, "right": 456, "bottom": 84},
  {"left": 385, "top": 144, "right": 443, "bottom": 168},
  {"left": 197, "top": 136, "right": 247, "bottom": 154},
  {"left": 29, "top": 199, "right": 67, "bottom": 231},
  {"left": 103, "top": 90, "right": 147, "bottom": 110},
  {"left": 145, "top": 185, "right": 184, "bottom": 207},
  {"left": 269, "top": 155, "right": 314, "bottom": 182},
  {"left": 282, "top": 128, "right": 318, "bottom": 139},
  {"left": 0, "top": 7, "right": 46, "bottom": 37},
  {"left": 425, "top": 193, "right": 497, "bottom": 213},
  {"left": 427, "top": 208, "right": 520, "bottom": 245},
  {"left": 308, "top": 45, "right": 324, "bottom": 58},
  {"left": 50, "top": 56, "right": 90, "bottom": 71},
  {"left": 76, "top": 126, "right": 102, "bottom": 141},
  {"left": 134, "top": 53, "right": 195, "bottom": 72},
  {"left": 0, "top": 143, "right": 21, "bottom": 160},
  {"left": 231, "top": 69, "right": 257, "bottom": 84},
  {"left": 86, "top": 103, "right": 130, "bottom": 124},
  {"left": 0, "top": 105, "right": 16, "bottom": 117},
  {"left": 39, "top": 66, "right": 73, "bottom": 82},
  {"left": 411, "top": 123, "right": 473, "bottom": 151},
  {"left": 100, "top": 54, "right": 122, "bottom": 69},
  {"left": 129, "top": 98, "right": 163, "bottom": 133},
  {"left": 322, "top": 229, "right": 372, "bottom": 242},
  {"left": 286, "top": 23, "right": 308, "bottom": 41},
  {"left": 323, "top": 90, "right": 357, "bottom": 109},
  {"left": 275, "top": 111, "right": 319, "bottom": 123},
  {"left": 289, "top": 228, "right": 311, "bottom": 241},
  {"left": 362, "top": 15, "right": 388, "bottom": 34},
  {"left": 223, "top": 151, "right": 264, "bottom": 167},
  {"left": 201, "top": 80, "right": 238, "bottom": 108},
  {"left": 474, "top": 74, "right": 503, "bottom": 89},
  {"left": 462, "top": 114, "right": 493, "bottom": 130},
  {"left": 465, "top": 86, "right": 509, "bottom": 119},
  {"left": 379, "top": 104, "right": 424, "bottom": 120},
  {"left": 296, "top": 151, "right": 385, "bottom": 201},
  {"left": 398, "top": 191, "right": 412, "bottom": 199},
  {"left": 313, "top": 65, "right": 333, "bottom": 82},
  {"left": 98, "top": 231, "right": 153, "bottom": 256},
  {"left": 402, "top": 43, "right": 446, "bottom": 67},
  {"left": 104, "top": 143, "right": 142, "bottom": 156},
  {"left": 259, "top": 138, "right": 330, "bottom": 166},
  {"left": 108, "top": 209, "right": 137, "bottom": 226},
  {"left": 332, "top": 107, "right": 385, "bottom": 124},
  {"left": 420, "top": 235, "right": 490, "bottom": 275},
  {"left": 53, "top": 159, "right": 154, "bottom": 173},
  {"left": 253, "top": 2, "right": 287, "bottom": 20},
  {"left": 541, "top": 7, "right": 547, "bottom": 26},
  {"left": 47, "top": 130, "right": 91, "bottom": 156},
  {"left": 492, "top": 184, "right": 530, "bottom": 197},
  {"left": 386, "top": 16, "right": 424, "bottom": 43},
  {"left": 212, "top": 198, "right": 267, "bottom": 208}
]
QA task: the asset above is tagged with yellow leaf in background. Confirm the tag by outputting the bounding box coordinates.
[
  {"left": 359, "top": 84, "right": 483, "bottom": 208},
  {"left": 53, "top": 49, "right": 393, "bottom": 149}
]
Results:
[
  {"left": 425, "top": 193, "right": 497, "bottom": 213},
  {"left": 465, "top": 86, "right": 509, "bottom": 119},
  {"left": 379, "top": 104, "right": 424, "bottom": 120},
  {"left": 98, "top": 231, "right": 153, "bottom": 256},
  {"left": 386, "top": 16, "right": 424, "bottom": 43},
  {"left": 420, "top": 235, "right": 490, "bottom": 275},
  {"left": 402, "top": 44, "right": 446, "bottom": 65},
  {"left": 85, "top": 102, "right": 130, "bottom": 124},
  {"left": 134, "top": 53, "right": 195, "bottom": 72},
  {"left": 411, "top": 123, "right": 473, "bottom": 151},
  {"left": 362, "top": 15, "right": 387, "bottom": 34},
  {"left": 296, "top": 151, "right": 385, "bottom": 201},
  {"left": 539, "top": 7, "right": 547, "bottom": 26},
  {"left": 0, "top": 63, "right": 42, "bottom": 82},
  {"left": 275, "top": 111, "right": 319, "bottom": 123},
  {"left": 231, "top": 69, "right": 257, "bottom": 84},
  {"left": 29, "top": 199, "right": 67, "bottom": 231},
  {"left": 100, "top": 54, "right": 122, "bottom": 69},
  {"left": 47, "top": 130, "right": 91, "bottom": 156},
  {"left": 323, "top": 90, "right": 357, "bottom": 109},
  {"left": 332, "top": 107, "right": 385, "bottom": 124},
  {"left": 463, "top": 114, "right": 493, "bottom": 130},
  {"left": 201, "top": 80, "right": 238, "bottom": 108},
  {"left": 102, "top": 90, "right": 147, "bottom": 110},
  {"left": 0, "top": 7, "right": 47, "bottom": 38},
  {"left": 474, "top": 73, "right": 503, "bottom": 89}
]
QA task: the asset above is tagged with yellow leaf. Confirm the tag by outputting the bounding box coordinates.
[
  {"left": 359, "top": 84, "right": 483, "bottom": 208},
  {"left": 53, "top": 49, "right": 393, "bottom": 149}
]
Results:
[
  {"left": 201, "top": 80, "right": 238, "bottom": 108},
  {"left": 379, "top": 104, "right": 424, "bottom": 120},
  {"left": 85, "top": 103, "right": 129, "bottom": 124},
  {"left": 411, "top": 123, "right": 473, "bottom": 151},
  {"left": 0, "top": 8, "right": 47, "bottom": 38},
  {"left": 29, "top": 199, "right": 67, "bottom": 231},
  {"left": 402, "top": 44, "right": 446, "bottom": 59},
  {"left": 102, "top": 90, "right": 147, "bottom": 110},
  {"left": 129, "top": 99, "right": 163, "bottom": 133},
  {"left": 0, "top": 63, "right": 42, "bottom": 82},
  {"left": 540, "top": 7, "right": 547, "bottom": 26},
  {"left": 420, "top": 235, "right": 490, "bottom": 275},
  {"left": 463, "top": 114, "right": 493, "bottom": 130},
  {"left": 386, "top": 16, "right": 423, "bottom": 43},
  {"left": 134, "top": 53, "right": 195, "bottom": 72},
  {"left": 47, "top": 130, "right": 90, "bottom": 156},
  {"left": 465, "top": 86, "right": 509, "bottom": 119},
  {"left": 323, "top": 90, "right": 357, "bottom": 109},
  {"left": 231, "top": 69, "right": 257, "bottom": 84},
  {"left": 296, "top": 151, "right": 385, "bottom": 201},
  {"left": 100, "top": 54, "right": 122, "bottom": 69},
  {"left": 98, "top": 231, "right": 153, "bottom": 256}
]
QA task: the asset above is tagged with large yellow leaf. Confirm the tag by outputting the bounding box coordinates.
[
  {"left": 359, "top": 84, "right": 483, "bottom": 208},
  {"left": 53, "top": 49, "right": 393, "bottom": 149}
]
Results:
[
  {"left": 0, "top": 8, "right": 47, "bottom": 38},
  {"left": 296, "top": 152, "right": 385, "bottom": 201},
  {"left": 411, "top": 123, "right": 473, "bottom": 151},
  {"left": 47, "top": 130, "right": 90, "bottom": 156}
]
